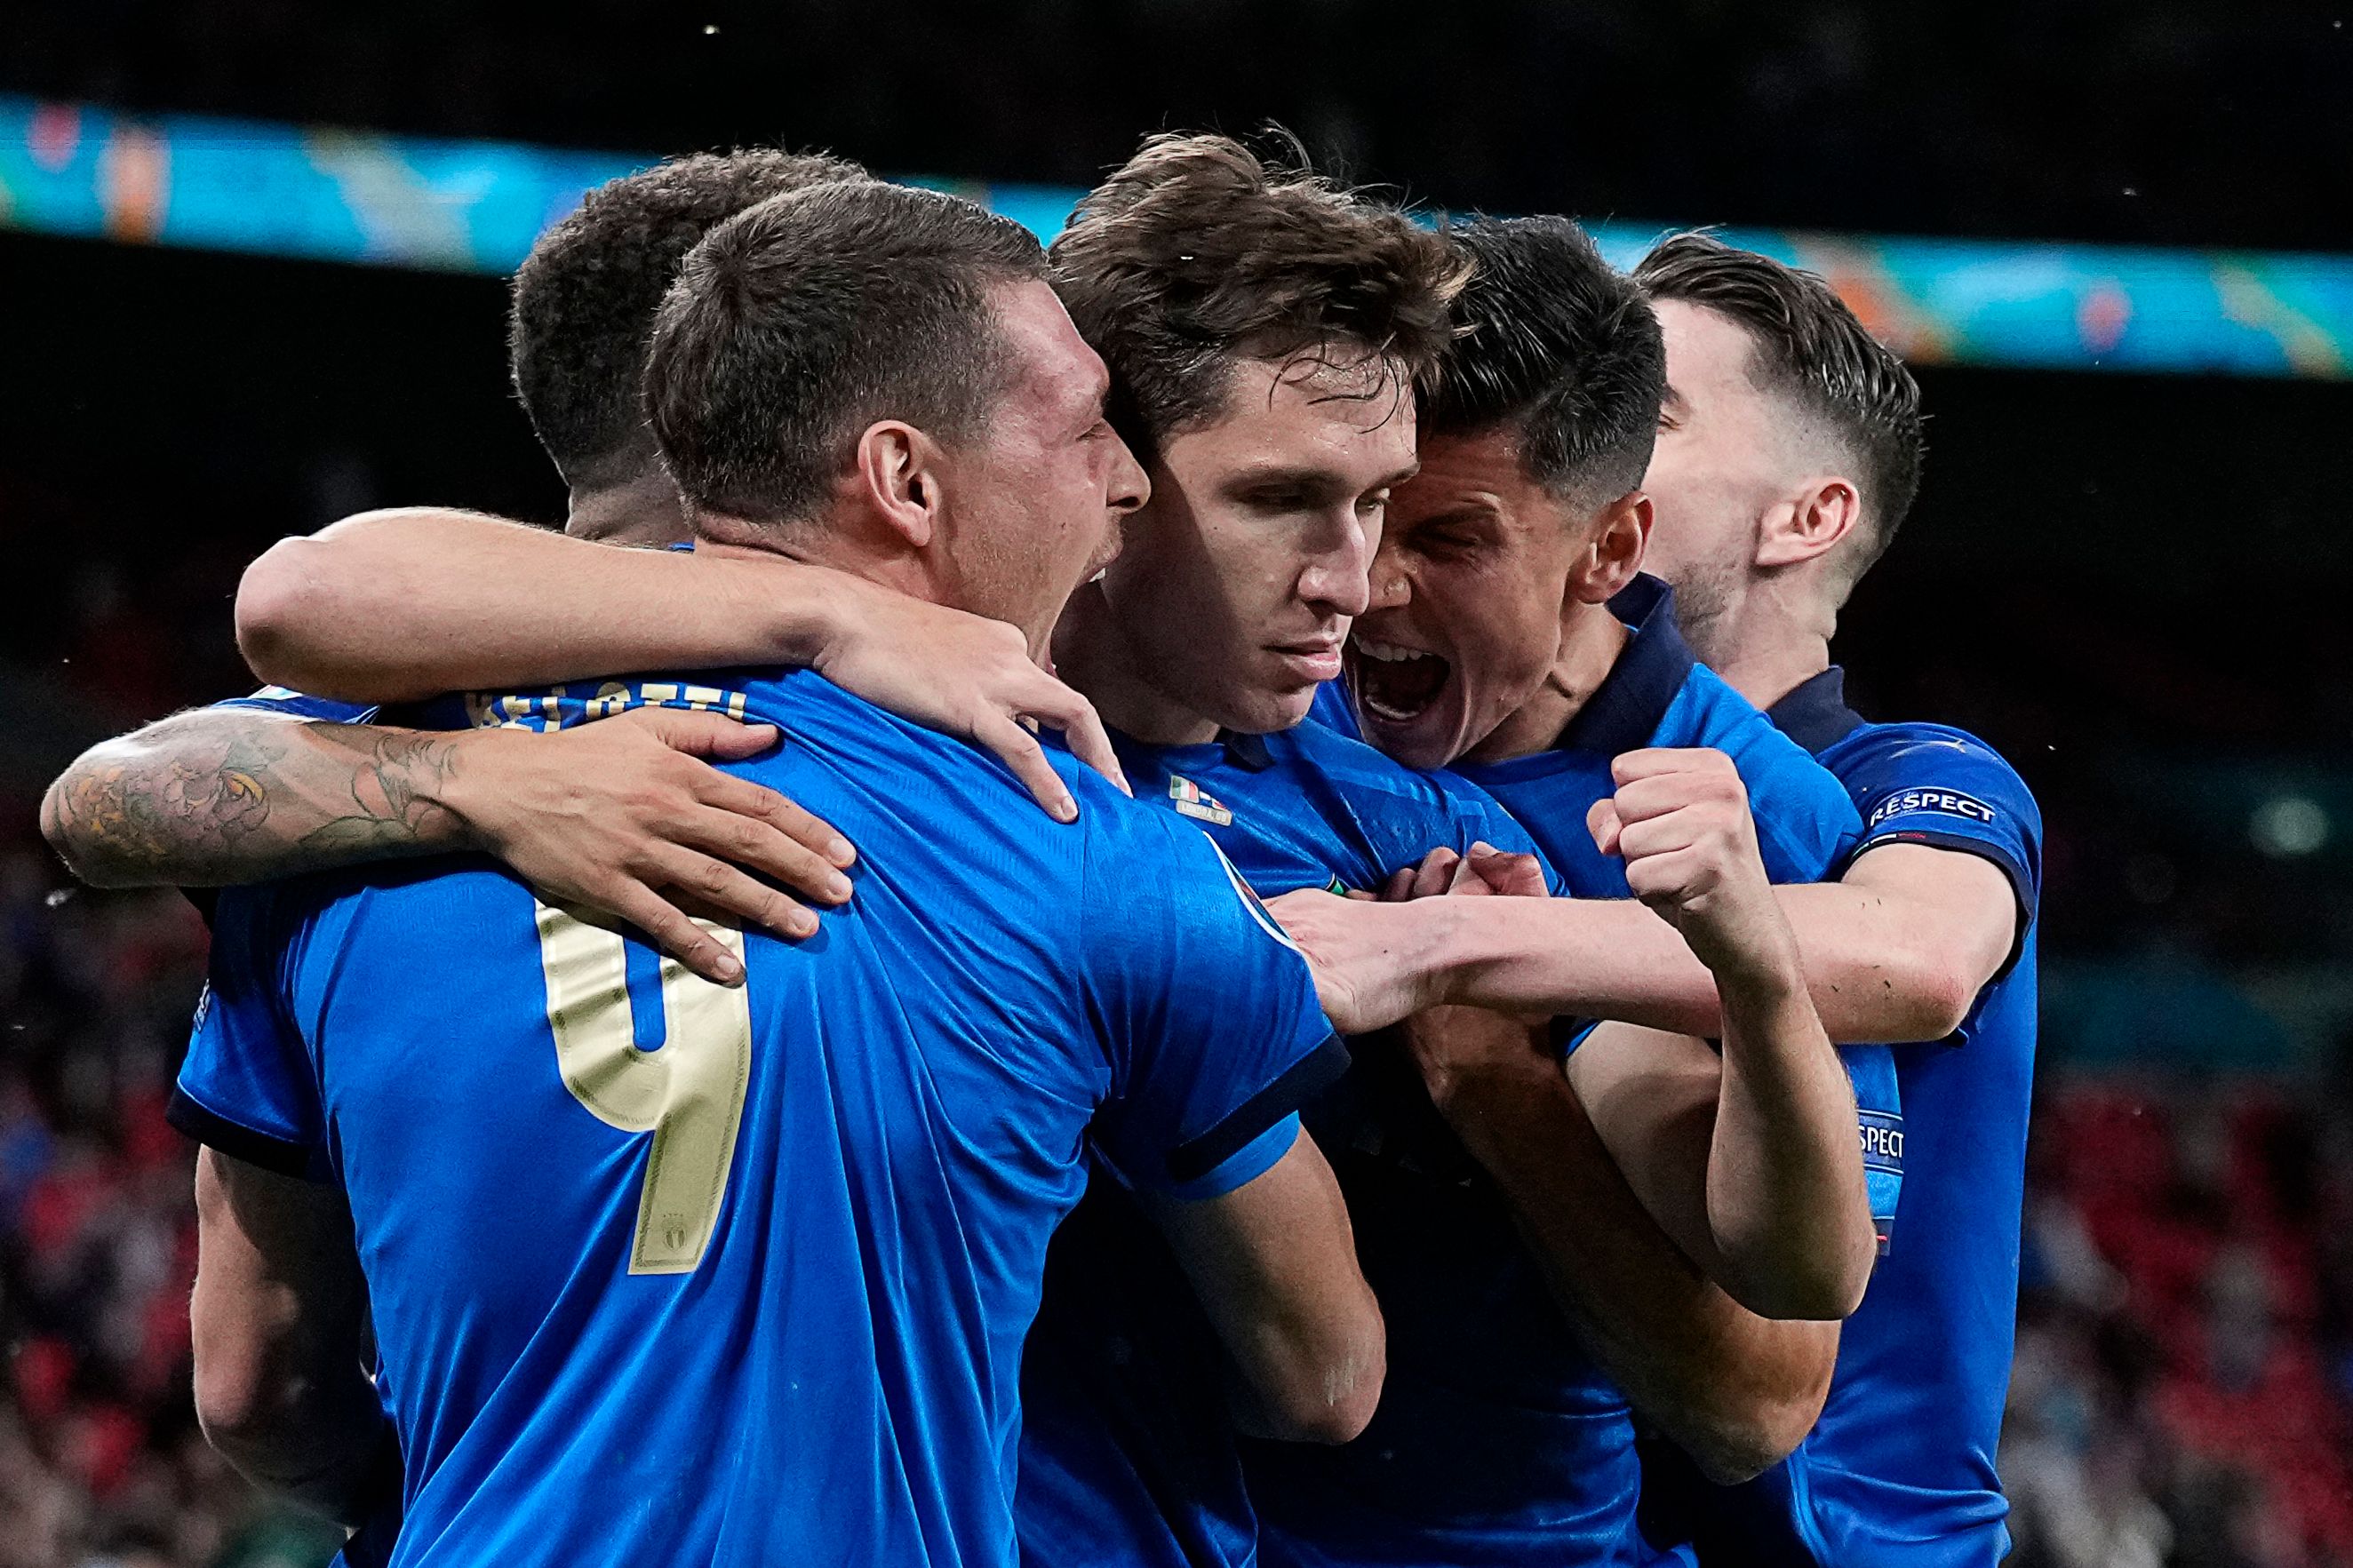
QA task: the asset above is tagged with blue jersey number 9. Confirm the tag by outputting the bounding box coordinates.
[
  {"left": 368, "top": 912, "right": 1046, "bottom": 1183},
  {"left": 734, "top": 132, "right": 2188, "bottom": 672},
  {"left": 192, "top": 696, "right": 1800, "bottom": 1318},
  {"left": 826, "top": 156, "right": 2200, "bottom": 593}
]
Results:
[{"left": 533, "top": 902, "right": 754, "bottom": 1275}]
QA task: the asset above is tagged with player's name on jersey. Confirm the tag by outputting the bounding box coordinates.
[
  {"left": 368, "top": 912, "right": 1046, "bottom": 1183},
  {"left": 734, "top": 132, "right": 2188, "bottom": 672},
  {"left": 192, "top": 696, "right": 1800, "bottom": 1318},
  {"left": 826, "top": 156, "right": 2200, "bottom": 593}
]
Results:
[{"left": 463, "top": 681, "right": 754, "bottom": 731}]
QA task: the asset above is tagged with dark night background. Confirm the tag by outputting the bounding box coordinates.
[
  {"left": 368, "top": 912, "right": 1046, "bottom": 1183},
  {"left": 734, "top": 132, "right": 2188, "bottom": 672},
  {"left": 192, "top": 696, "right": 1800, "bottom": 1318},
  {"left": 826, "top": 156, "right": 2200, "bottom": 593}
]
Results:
[{"left": 2, "top": 4, "right": 2350, "bottom": 1564}]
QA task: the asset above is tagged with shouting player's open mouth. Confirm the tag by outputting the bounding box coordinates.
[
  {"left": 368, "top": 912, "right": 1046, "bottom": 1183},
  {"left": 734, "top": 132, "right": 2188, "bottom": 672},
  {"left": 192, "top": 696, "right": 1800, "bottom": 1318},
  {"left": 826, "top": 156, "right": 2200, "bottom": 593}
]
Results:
[
  {"left": 1345, "top": 632, "right": 1466, "bottom": 769},
  {"left": 1350, "top": 636, "right": 1450, "bottom": 723}
]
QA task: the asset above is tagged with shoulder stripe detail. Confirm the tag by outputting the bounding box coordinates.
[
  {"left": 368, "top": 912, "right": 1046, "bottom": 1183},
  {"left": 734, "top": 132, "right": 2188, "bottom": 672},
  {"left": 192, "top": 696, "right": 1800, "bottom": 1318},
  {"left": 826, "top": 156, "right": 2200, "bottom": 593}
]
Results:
[
  {"left": 166, "top": 1087, "right": 320, "bottom": 1180},
  {"left": 1166, "top": 1036, "right": 1350, "bottom": 1185}
]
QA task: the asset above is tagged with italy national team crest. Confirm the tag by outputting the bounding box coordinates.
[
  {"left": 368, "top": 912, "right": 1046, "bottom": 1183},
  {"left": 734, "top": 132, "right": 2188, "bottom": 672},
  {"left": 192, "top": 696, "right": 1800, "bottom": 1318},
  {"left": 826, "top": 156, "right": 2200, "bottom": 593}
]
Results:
[{"left": 1169, "top": 775, "right": 1234, "bottom": 825}]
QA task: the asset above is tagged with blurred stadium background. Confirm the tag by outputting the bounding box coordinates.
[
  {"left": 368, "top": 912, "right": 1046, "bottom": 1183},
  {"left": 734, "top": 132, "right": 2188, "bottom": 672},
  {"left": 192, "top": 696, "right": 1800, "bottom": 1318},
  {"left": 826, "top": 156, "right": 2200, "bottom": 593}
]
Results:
[{"left": 3, "top": 5, "right": 2351, "bottom": 1564}]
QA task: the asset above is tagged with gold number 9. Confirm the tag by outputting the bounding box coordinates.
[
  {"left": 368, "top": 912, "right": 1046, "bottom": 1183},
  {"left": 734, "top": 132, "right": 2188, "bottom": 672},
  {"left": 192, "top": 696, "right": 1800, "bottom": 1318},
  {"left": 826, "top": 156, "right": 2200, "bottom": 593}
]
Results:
[{"left": 533, "top": 902, "right": 754, "bottom": 1275}]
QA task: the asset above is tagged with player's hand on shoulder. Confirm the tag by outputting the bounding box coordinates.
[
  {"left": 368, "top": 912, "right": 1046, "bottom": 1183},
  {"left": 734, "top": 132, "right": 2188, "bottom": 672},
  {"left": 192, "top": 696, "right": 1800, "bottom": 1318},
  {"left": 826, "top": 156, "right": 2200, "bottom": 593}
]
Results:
[
  {"left": 1587, "top": 748, "right": 1797, "bottom": 987},
  {"left": 447, "top": 708, "right": 857, "bottom": 984},
  {"left": 809, "top": 570, "right": 1129, "bottom": 823}
]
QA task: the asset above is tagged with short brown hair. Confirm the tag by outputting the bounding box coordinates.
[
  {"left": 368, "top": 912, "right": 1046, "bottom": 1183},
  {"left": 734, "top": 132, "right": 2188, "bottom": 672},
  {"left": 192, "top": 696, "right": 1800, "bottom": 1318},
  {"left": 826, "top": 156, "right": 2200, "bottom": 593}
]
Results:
[
  {"left": 509, "top": 148, "right": 871, "bottom": 486},
  {"left": 1635, "top": 232, "right": 1926, "bottom": 568},
  {"left": 1049, "top": 132, "right": 1468, "bottom": 461},
  {"left": 645, "top": 181, "right": 1048, "bottom": 527}
]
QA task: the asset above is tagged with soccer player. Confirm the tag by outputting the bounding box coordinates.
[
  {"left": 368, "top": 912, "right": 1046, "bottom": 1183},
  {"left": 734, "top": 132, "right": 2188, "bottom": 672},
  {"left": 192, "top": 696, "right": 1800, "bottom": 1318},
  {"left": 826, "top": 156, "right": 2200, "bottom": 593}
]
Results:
[
  {"left": 1270, "top": 231, "right": 2034, "bottom": 1564},
  {"left": 201, "top": 150, "right": 1881, "bottom": 1568},
  {"left": 1626, "top": 233, "right": 2039, "bottom": 1568},
  {"left": 1236, "top": 215, "right": 1889, "bottom": 1568},
  {"left": 211, "top": 132, "right": 1490, "bottom": 1568},
  {"left": 41, "top": 150, "right": 1127, "bottom": 979},
  {"left": 177, "top": 181, "right": 1384, "bottom": 1567},
  {"left": 1017, "top": 139, "right": 1846, "bottom": 1568}
]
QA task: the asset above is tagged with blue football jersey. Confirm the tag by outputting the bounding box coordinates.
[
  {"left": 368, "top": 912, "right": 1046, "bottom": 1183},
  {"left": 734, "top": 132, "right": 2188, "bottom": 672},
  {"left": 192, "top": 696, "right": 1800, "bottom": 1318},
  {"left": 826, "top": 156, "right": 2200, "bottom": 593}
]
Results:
[
  {"left": 171, "top": 670, "right": 1346, "bottom": 1568},
  {"left": 1641, "top": 668, "right": 2042, "bottom": 1568},
  {"left": 212, "top": 685, "right": 382, "bottom": 723},
  {"left": 1250, "top": 579, "right": 1899, "bottom": 1568},
  {"left": 1019, "top": 720, "right": 1555, "bottom": 1568}
]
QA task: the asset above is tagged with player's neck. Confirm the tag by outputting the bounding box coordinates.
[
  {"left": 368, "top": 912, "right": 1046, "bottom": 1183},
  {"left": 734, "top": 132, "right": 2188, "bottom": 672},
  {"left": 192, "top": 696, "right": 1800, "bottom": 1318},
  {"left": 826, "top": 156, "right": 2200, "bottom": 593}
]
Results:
[
  {"left": 1051, "top": 580, "right": 1223, "bottom": 747},
  {"left": 1464, "top": 601, "right": 1630, "bottom": 765},
  {"left": 1697, "top": 580, "right": 1834, "bottom": 713},
  {"left": 564, "top": 470, "right": 690, "bottom": 547}
]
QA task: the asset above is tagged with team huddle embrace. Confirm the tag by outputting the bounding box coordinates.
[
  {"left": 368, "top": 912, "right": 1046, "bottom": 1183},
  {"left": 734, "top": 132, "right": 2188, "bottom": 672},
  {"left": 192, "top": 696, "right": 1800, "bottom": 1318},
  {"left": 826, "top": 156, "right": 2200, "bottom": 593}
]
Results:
[{"left": 42, "top": 133, "right": 2042, "bottom": 1568}]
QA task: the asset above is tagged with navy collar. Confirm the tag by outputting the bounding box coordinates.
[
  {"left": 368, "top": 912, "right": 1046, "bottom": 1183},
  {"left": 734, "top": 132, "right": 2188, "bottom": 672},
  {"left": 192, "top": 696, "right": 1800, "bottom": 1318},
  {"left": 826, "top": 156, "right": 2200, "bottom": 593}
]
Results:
[
  {"left": 1556, "top": 574, "right": 1700, "bottom": 757},
  {"left": 1104, "top": 724, "right": 1274, "bottom": 772},
  {"left": 1764, "top": 666, "right": 1865, "bottom": 756},
  {"left": 1220, "top": 729, "right": 1274, "bottom": 770}
]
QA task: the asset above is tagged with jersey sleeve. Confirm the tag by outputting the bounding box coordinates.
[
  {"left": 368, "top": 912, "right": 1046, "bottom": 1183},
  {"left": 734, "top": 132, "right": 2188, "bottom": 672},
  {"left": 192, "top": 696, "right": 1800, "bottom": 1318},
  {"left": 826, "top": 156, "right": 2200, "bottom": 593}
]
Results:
[
  {"left": 1835, "top": 724, "right": 2044, "bottom": 968},
  {"left": 168, "top": 883, "right": 327, "bottom": 1180},
  {"left": 1731, "top": 732, "right": 1865, "bottom": 886},
  {"left": 1081, "top": 816, "right": 1349, "bottom": 1198},
  {"left": 211, "top": 686, "right": 382, "bottom": 724},
  {"left": 1839, "top": 1041, "right": 1904, "bottom": 1260}
]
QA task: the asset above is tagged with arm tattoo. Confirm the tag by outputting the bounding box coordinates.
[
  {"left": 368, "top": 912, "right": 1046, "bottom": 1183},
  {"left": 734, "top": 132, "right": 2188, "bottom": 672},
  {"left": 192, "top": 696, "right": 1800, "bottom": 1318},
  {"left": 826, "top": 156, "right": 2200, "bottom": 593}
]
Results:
[
  {"left": 42, "top": 713, "right": 473, "bottom": 887},
  {"left": 300, "top": 728, "right": 467, "bottom": 856}
]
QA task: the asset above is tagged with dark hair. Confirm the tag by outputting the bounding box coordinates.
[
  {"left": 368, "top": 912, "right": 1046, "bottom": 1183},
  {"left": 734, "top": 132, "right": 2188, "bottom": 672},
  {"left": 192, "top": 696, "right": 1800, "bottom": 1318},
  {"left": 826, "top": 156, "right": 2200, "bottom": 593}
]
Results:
[
  {"left": 1049, "top": 131, "right": 1468, "bottom": 461},
  {"left": 509, "top": 148, "right": 871, "bottom": 485},
  {"left": 1421, "top": 216, "right": 1665, "bottom": 509},
  {"left": 1634, "top": 231, "right": 1925, "bottom": 562},
  {"left": 645, "top": 181, "right": 1049, "bottom": 527}
]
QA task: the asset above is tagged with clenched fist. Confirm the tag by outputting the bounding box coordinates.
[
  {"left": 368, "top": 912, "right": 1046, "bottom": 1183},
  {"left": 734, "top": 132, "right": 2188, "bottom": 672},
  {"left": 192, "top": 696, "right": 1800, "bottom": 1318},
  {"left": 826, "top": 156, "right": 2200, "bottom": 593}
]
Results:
[{"left": 1585, "top": 748, "right": 1802, "bottom": 990}]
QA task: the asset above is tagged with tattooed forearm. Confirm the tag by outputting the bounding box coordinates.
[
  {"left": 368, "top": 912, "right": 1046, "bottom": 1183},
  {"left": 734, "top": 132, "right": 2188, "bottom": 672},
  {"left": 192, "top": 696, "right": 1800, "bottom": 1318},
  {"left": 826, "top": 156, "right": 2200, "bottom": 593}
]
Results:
[
  {"left": 299, "top": 728, "right": 469, "bottom": 856},
  {"left": 41, "top": 711, "right": 475, "bottom": 888}
]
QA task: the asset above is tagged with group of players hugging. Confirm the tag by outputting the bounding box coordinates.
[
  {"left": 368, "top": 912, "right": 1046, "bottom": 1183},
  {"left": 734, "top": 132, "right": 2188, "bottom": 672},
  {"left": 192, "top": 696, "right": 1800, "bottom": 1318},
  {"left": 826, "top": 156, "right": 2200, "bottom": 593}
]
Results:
[{"left": 40, "top": 132, "right": 2039, "bottom": 1568}]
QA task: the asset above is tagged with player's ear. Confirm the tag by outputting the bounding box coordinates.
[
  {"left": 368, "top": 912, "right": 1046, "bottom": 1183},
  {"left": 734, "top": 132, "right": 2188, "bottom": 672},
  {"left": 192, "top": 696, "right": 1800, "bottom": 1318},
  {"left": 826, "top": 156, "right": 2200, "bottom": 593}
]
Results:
[
  {"left": 1566, "top": 490, "right": 1651, "bottom": 604},
  {"left": 851, "top": 420, "right": 945, "bottom": 551},
  {"left": 1757, "top": 475, "right": 1860, "bottom": 569}
]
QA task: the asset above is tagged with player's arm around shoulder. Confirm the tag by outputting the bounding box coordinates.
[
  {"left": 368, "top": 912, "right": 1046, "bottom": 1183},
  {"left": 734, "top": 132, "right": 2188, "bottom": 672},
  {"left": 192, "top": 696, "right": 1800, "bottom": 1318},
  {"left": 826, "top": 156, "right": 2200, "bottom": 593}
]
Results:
[
  {"left": 190, "top": 1146, "right": 396, "bottom": 1525},
  {"left": 38, "top": 698, "right": 856, "bottom": 986},
  {"left": 1830, "top": 722, "right": 2040, "bottom": 1037},
  {"left": 236, "top": 505, "right": 1129, "bottom": 817},
  {"left": 1572, "top": 747, "right": 1877, "bottom": 1321},
  {"left": 1825, "top": 844, "right": 2018, "bottom": 1039},
  {"left": 234, "top": 506, "right": 802, "bottom": 704}
]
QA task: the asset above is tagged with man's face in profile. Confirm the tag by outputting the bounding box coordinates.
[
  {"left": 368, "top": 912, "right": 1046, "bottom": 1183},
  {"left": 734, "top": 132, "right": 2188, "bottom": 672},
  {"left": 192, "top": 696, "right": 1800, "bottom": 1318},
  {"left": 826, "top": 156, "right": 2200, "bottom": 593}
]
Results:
[{"left": 940, "top": 280, "right": 1149, "bottom": 654}]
